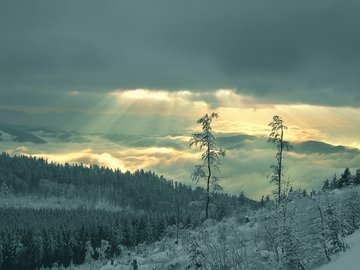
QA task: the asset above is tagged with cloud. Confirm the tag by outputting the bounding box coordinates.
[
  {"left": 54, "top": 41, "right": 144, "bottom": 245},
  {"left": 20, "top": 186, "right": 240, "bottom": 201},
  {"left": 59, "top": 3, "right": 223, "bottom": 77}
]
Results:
[
  {"left": 103, "top": 133, "right": 184, "bottom": 150},
  {"left": 33, "top": 149, "right": 128, "bottom": 172},
  {"left": 4, "top": 125, "right": 360, "bottom": 199},
  {"left": 3, "top": 88, "right": 360, "bottom": 153},
  {"left": 1, "top": 0, "right": 360, "bottom": 107},
  {"left": 0, "top": 124, "right": 47, "bottom": 144}
]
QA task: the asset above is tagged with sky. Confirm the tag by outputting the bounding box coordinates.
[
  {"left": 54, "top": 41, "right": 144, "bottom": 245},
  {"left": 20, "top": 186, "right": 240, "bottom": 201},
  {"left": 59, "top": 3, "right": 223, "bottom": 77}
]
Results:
[{"left": 1, "top": 0, "right": 360, "bottom": 199}]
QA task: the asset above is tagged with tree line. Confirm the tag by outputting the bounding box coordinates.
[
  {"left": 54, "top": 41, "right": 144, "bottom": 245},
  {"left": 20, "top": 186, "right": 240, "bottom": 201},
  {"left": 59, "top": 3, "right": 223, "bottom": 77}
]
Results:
[
  {"left": 0, "top": 152, "right": 258, "bottom": 218},
  {"left": 322, "top": 167, "right": 360, "bottom": 191},
  {"left": 0, "top": 207, "right": 177, "bottom": 270}
]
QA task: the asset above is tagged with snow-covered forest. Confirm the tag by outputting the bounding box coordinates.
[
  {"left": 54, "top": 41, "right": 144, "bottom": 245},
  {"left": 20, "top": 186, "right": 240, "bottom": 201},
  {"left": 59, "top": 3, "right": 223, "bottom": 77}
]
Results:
[
  {"left": 1, "top": 152, "right": 360, "bottom": 269},
  {"left": 0, "top": 153, "right": 258, "bottom": 269}
]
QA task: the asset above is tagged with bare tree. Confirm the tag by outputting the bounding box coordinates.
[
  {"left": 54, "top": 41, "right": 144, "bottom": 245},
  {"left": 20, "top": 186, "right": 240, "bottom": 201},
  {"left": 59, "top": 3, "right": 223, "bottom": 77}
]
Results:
[
  {"left": 268, "top": 115, "right": 290, "bottom": 204},
  {"left": 190, "top": 112, "right": 225, "bottom": 219}
]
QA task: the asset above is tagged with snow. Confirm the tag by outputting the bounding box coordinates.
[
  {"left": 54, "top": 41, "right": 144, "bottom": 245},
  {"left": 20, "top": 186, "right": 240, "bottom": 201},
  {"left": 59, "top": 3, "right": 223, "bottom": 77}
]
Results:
[{"left": 317, "top": 230, "right": 360, "bottom": 270}]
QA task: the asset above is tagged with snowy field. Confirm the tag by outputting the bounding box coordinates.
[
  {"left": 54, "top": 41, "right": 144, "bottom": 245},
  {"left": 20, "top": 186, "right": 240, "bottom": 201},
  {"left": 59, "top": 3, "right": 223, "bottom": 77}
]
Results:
[{"left": 317, "top": 229, "right": 360, "bottom": 270}]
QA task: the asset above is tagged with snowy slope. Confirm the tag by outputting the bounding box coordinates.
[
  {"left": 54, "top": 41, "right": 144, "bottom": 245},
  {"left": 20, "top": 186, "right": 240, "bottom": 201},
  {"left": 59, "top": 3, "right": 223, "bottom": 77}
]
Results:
[{"left": 317, "top": 230, "right": 360, "bottom": 270}]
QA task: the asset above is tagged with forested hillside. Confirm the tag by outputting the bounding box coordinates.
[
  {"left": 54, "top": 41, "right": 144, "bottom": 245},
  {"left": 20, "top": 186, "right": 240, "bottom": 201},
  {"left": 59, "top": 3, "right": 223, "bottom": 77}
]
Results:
[
  {"left": 0, "top": 153, "right": 258, "bottom": 270},
  {"left": 20, "top": 186, "right": 360, "bottom": 270},
  {"left": 0, "top": 153, "right": 258, "bottom": 215}
]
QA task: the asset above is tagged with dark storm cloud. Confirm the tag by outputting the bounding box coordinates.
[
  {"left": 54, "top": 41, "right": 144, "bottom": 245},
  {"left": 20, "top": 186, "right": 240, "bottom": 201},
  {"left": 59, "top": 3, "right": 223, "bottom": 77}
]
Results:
[{"left": 1, "top": 0, "right": 360, "bottom": 107}]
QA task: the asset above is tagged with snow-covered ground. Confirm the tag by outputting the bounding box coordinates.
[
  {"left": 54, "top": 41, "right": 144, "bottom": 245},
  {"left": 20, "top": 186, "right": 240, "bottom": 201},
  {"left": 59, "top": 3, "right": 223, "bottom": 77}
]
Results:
[
  {"left": 317, "top": 229, "right": 360, "bottom": 270},
  {"left": 41, "top": 187, "right": 360, "bottom": 270}
]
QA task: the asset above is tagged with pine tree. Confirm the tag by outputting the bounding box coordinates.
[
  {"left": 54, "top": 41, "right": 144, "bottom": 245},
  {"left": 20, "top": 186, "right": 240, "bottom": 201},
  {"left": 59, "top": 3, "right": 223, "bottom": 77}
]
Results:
[
  {"left": 268, "top": 115, "right": 291, "bottom": 204},
  {"left": 0, "top": 240, "right": 3, "bottom": 268},
  {"left": 260, "top": 195, "right": 265, "bottom": 206},
  {"left": 188, "top": 235, "right": 207, "bottom": 269},
  {"left": 353, "top": 169, "right": 360, "bottom": 186},
  {"left": 324, "top": 204, "right": 345, "bottom": 253},
  {"left": 32, "top": 232, "right": 44, "bottom": 267},
  {"left": 46, "top": 232, "right": 58, "bottom": 264},
  {"left": 338, "top": 168, "right": 352, "bottom": 188},
  {"left": 322, "top": 179, "right": 330, "bottom": 191},
  {"left": 341, "top": 191, "right": 360, "bottom": 235},
  {"left": 282, "top": 229, "right": 305, "bottom": 270},
  {"left": 9, "top": 235, "right": 25, "bottom": 265},
  {"left": 95, "top": 239, "right": 110, "bottom": 260},
  {"left": 84, "top": 240, "right": 94, "bottom": 263},
  {"left": 189, "top": 112, "right": 225, "bottom": 219},
  {"left": 330, "top": 174, "right": 338, "bottom": 190}
]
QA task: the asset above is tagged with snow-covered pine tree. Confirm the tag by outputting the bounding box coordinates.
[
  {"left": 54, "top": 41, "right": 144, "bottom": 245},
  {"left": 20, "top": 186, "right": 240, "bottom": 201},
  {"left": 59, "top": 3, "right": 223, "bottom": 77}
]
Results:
[
  {"left": 308, "top": 196, "right": 331, "bottom": 262},
  {"left": 112, "top": 223, "right": 124, "bottom": 255},
  {"left": 95, "top": 239, "right": 110, "bottom": 260},
  {"left": 281, "top": 228, "right": 305, "bottom": 270},
  {"left": 189, "top": 112, "right": 225, "bottom": 220},
  {"left": 188, "top": 235, "right": 207, "bottom": 269},
  {"left": 267, "top": 115, "right": 291, "bottom": 205},
  {"left": 84, "top": 240, "right": 94, "bottom": 263},
  {"left": 207, "top": 225, "right": 230, "bottom": 270},
  {"left": 276, "top": 196, "right": 307, "bottom": 270},
  {"left": 323, "top": 200, "right": 346, "bottom": 253},
  {"left": 340, "top": 190, "right": 360, "bottom": 235},
  {"left": 255, "top": 206, "right": 281, "bottom": 265},
  {"left": 295, "top": 197, "right": 330, "bottom": 268}
]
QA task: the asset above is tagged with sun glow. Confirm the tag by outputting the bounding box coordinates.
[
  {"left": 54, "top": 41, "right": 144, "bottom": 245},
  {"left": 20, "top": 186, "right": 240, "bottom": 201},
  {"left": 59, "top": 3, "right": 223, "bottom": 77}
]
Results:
[
  {"left": 115, "top": 89, "right": 171, "bottom": 101},
  {"left": 32, "top": 149, "right": 127, "bottom": 171}
]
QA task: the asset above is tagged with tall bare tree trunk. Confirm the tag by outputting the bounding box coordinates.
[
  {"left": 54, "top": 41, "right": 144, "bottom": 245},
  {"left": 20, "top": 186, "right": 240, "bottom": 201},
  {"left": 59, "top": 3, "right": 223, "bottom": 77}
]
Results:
[
  {"left": 176, "top": 195, "right": 180, "bottom": 244},
  {"left": 278, "top": 128, "right": 283, "bottom": 204},
  {"left": 206, "top": 138, "right": 211, "bottom": 219}
]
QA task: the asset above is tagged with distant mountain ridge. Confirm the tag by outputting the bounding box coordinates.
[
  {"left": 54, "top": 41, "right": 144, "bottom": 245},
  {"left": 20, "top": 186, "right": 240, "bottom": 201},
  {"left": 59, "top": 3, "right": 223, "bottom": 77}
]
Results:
[{"left": 0, "top": 124, "right": 46, "bottom": 144}]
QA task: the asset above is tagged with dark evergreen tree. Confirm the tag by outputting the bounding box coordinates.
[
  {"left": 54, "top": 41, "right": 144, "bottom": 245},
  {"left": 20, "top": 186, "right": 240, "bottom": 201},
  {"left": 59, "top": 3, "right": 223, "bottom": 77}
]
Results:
[
  {"left": 0, "top": 240, "right": 3, "bottom": 269},
  {"left": 338, "top": 168, "right": 352, "bottom": 188},
  {"left": 330, "top": 174, "right": 338, "bottom": 190},
  {"left": 353, "top": 169, "right": 360, "bottom": 186},
  {"left": 322, "top": 179, "right": 330, "bottom": 191}
]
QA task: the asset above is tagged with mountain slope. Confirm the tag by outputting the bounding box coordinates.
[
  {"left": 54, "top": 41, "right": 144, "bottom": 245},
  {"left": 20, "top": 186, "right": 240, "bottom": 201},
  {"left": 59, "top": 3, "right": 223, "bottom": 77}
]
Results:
[{"left": 0, "top": 152, "right": 258, "bottom": 218}]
